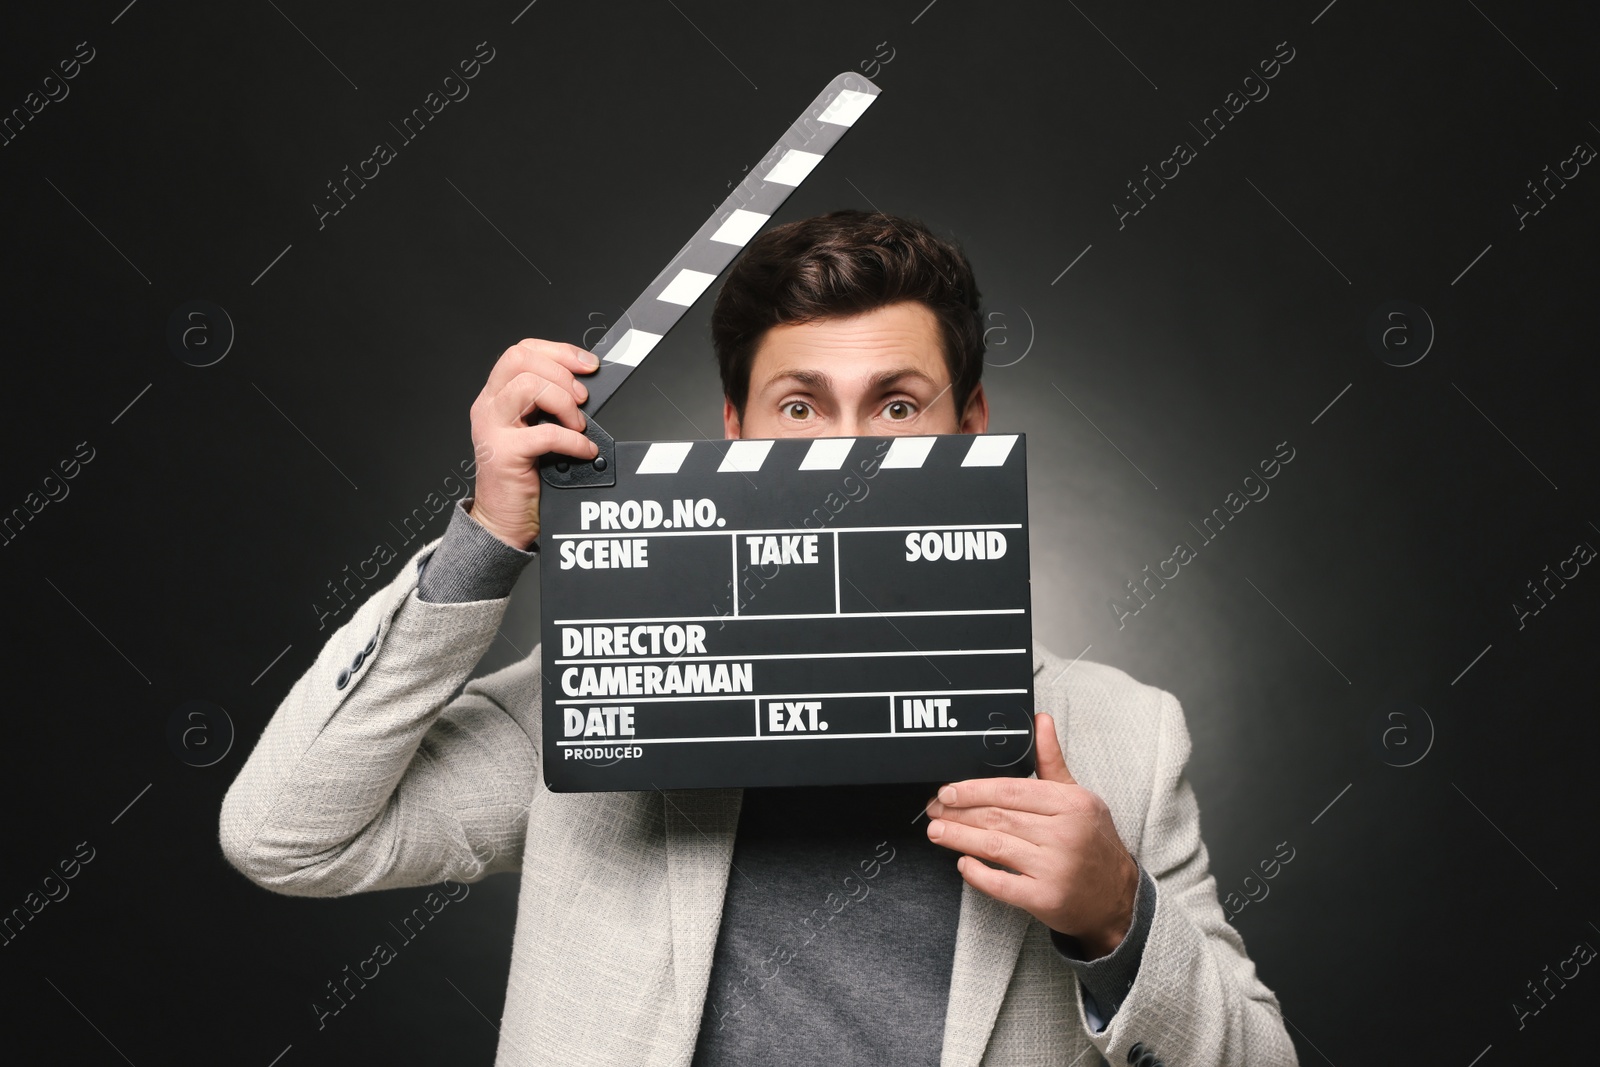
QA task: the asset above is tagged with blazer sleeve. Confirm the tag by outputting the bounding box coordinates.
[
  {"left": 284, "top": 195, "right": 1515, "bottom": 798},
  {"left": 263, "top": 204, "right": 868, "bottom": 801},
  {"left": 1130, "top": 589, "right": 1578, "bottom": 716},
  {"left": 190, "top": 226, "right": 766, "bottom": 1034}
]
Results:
[
  {"left": 1077, "top": 688, "right": 1300, "bottom": 1066},
  {"left": 216, "top": 532, "right": 543, "bottom": 898}
]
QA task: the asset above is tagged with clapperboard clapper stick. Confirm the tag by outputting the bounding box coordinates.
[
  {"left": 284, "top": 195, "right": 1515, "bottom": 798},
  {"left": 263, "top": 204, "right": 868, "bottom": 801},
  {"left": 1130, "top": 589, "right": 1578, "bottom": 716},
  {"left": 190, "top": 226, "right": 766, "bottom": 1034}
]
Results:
[{"left": 531, "top": 71, "right": 1037, "bottom": 791}]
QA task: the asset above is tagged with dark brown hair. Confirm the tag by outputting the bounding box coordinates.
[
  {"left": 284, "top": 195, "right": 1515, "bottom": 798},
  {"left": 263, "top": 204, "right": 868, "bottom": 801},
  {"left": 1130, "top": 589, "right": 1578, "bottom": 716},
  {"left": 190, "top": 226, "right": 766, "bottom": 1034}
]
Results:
[{"left": 711, "top": 209, "right": 984, "bottom": 419}]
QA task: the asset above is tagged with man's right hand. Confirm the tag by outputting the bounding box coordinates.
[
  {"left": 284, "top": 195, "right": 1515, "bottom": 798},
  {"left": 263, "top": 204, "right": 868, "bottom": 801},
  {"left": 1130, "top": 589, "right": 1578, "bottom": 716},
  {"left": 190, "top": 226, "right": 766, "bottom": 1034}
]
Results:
[{"left": 467, "top": 339, "right": 602, "bottom": 550}]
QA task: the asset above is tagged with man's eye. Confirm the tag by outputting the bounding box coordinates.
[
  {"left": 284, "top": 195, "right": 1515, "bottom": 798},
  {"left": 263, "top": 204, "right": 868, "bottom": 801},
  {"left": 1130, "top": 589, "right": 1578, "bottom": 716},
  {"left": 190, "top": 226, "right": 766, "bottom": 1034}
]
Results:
[
  {"left": 785, "top": 401, "right": 812, "bottom": 419},
  {"left": 884, "top": 400, "right": 913, "bottom": 420}
]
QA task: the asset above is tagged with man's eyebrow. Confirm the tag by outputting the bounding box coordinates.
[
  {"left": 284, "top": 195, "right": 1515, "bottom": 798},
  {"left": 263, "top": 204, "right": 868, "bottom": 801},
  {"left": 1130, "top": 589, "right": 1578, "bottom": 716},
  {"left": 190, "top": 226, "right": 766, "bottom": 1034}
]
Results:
[
  {"left": 867, "top": 368, "right": 940, "bottom": 391},
  {"left": 767, "top": 369, "right": 834, "bottom": 391}
]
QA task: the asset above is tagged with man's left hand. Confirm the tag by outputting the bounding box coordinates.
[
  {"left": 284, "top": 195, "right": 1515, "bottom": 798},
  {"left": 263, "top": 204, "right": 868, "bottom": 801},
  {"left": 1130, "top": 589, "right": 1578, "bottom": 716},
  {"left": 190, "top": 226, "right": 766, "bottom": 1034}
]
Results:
[{"left": 924, "top": 711, "right": 1139, "bottom": 959}]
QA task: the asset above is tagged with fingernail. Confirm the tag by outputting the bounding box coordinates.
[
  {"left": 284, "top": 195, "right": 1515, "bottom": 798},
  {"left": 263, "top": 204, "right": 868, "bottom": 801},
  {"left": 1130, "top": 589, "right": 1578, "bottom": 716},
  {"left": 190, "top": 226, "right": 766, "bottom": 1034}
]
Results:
[
  {"left": 575, "top": 381, "right": 589, "bottom": 401},
  {"left": 583, "top": 352, "right": 600, "bottom": 367},
  {"left": 939, "top": 786, "right": 957, "bottom": 804},
  {"left": 927, "top": 820, "right": 943, "bottom": 839}
]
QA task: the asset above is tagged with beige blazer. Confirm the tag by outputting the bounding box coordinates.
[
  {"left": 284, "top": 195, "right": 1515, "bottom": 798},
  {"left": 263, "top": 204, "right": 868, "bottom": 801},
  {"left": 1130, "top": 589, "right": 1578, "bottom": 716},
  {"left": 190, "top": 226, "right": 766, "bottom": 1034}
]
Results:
[{"left": 219, "top": 534, "right": 1297, "bottom": 1066}]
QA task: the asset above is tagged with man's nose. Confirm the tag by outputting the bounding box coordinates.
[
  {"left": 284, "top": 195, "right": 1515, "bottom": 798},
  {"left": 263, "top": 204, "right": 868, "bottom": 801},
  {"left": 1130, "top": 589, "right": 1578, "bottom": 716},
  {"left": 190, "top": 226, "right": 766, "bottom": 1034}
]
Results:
[{"left": 842, "top": 412, "right": 875, "bottom": 437}]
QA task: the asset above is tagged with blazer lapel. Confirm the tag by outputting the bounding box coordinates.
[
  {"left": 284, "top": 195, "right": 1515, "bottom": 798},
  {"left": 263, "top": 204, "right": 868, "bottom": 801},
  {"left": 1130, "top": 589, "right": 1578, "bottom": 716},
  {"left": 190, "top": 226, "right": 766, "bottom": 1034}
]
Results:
[
  {"left": 661, "top": 786, "right": 744, "bottom": 1059},
  {"left": 938, "top": 646, "right": 1053, "bottom": 1067},
  {"left": 940, "top": 883, "right": 1034, "bottom": 1067}
]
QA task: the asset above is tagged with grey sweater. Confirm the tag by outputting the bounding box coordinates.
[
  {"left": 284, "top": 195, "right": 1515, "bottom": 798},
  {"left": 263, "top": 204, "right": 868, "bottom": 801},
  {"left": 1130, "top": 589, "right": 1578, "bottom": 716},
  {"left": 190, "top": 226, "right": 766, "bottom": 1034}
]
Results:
[{"left": 418, "top": 497, "right": 1156, "bottom": 1061}]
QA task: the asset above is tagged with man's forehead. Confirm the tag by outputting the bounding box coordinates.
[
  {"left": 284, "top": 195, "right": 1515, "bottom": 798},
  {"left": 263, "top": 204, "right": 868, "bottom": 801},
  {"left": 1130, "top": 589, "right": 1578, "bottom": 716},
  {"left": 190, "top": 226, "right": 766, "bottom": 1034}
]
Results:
[{"left": 749, "top": 302, "right": 949, "bottom": 389}]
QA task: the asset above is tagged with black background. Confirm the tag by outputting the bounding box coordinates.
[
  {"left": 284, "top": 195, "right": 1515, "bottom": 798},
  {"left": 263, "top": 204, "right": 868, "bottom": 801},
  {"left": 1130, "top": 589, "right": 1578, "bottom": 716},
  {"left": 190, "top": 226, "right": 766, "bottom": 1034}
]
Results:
[{"left": 2, "top": 0, "right": 1596, "bottom": 1063}]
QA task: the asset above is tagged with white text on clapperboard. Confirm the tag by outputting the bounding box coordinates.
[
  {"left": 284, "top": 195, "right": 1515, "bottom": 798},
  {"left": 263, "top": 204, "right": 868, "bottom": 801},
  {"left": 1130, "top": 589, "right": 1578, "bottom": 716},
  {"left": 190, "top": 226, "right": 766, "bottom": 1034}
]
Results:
[{"left": 556, "top": 495, "right": 1016, "bottom": 753}]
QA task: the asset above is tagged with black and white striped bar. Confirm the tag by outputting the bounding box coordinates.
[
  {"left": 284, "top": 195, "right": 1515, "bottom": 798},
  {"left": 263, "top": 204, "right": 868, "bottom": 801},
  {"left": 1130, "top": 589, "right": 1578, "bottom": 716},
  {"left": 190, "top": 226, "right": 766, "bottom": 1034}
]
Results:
[
  {"left": 539, "top": 433, "right": 1035, "bottom": 792},
  {"left": 562, "top": 71, "right": 881, "bottom": 420}
]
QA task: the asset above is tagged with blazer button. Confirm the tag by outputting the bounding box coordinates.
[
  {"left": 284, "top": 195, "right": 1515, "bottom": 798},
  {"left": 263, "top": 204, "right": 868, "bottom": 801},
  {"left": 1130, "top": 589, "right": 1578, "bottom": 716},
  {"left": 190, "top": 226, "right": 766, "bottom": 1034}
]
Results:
[
  {"left": 363, "top": 630, "right": 378, "bottom": 655},
  {"left": 1126, "top": 1045, "right": 1145, "bottom": 1064},
  {"left": 1136, "top": 1055, "right": 1157, "bottom": 1067},
  {"left": 335, "top": 666, "right": 351, "bottom": 689}
]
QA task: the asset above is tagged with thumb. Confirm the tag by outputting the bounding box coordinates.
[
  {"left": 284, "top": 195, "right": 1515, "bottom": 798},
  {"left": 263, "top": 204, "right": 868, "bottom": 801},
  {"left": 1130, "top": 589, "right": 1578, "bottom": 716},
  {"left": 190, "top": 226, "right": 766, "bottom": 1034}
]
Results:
[{"left": 1033, "top": 712, "right": 1077, "bottom": 786}]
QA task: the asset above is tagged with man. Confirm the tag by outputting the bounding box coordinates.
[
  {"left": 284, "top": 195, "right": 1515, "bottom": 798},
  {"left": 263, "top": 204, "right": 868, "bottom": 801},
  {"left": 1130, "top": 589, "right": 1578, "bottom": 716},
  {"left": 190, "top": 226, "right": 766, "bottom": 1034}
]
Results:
[{"left": 219, "top": 210, "right": 1297, "bottom": 1065}]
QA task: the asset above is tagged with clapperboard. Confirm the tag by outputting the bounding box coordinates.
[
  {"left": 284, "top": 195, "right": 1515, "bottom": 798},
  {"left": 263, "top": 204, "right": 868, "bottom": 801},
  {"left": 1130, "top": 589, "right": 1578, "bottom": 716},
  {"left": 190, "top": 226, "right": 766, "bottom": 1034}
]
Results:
[{"left": 534, "top": 73, "right": 1036, "bottom": 791}]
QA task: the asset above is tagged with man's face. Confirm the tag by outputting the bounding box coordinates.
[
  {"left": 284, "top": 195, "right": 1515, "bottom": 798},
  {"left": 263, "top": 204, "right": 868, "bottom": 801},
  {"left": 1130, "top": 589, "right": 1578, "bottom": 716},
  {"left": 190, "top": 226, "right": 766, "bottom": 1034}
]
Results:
[{"left": 723, "top": 300, "right": 989, "bottom": 440}]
